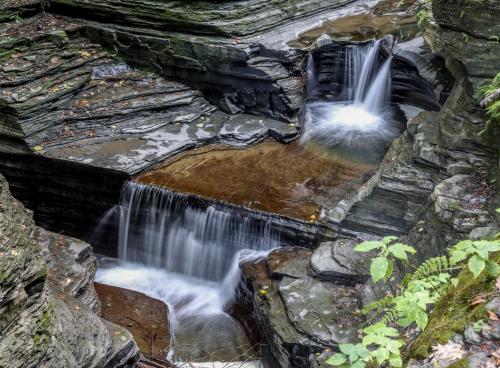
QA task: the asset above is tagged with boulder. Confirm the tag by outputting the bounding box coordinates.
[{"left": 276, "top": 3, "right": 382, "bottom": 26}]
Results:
[
  {"left": 95, "top": 283, "right": 170, "bottom": 364},
  {"left": 238, "top": 247, "right": 363, "bottom": 368}
]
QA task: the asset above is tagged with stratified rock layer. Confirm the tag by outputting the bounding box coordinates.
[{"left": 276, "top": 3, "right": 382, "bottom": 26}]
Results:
[{"left": 0, "top": 173, "right": 139, "bottom": 368}]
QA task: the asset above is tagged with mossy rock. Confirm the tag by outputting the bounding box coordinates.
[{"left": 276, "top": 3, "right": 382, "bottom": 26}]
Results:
[{"left": 406, "top": 253, "right": 499, "bottom": 359}]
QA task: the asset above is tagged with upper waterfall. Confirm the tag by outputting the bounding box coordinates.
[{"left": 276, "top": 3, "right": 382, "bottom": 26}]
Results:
[{"left": 303, "top": 40, "right": 399, "bottom": 160}]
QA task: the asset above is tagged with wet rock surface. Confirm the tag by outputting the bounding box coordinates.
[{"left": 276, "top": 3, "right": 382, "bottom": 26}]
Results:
[
  {"left": 310, "top": 239, "right": 371, "bottom": 284},
  {"left": 46, "top": 0, "right": 366, "bottom": 120},
  {"left": 0, "top": 173, "right": 139, "bottom": 368},
  {"left": 0, "top": 13, "right": 296, "bottom": 173},
  {"left": 288, "top": 0, "right": 420, "bottom": 47},
  {"left": 238, "top": 246, "right": 364, "bottom": 368},
  {"left": 429, "top": 0, "right": 500, "bottom": 79},
  {"left": 95, "top": 283, "right": 171, "bottom": 366},
  {"left": 137, "top": 140, "right": 374, "bottom": 222}
]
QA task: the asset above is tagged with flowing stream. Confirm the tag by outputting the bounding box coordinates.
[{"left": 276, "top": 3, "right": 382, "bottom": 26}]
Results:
[
  {"left": 95, "top": 181, "right": 279, "bottom": 363},
  {"left": 93, "top": 40, "right": 399, "bottom": 365}
]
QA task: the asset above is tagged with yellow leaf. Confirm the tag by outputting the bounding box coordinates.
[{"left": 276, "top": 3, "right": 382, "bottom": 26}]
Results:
[{"left": 80, "top": 51, "right": 91, "bottom": 58}]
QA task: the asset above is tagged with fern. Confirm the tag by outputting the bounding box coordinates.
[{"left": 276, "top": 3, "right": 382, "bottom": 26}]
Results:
[
  {"left": 406, "top": 256, "right": 453, "bottom": 283},
  {"left": 362, "top": 295, "right": 394, "bottom": 315},
  {"left": 362, "top": 295, "right": 398, "bottom": 325}
]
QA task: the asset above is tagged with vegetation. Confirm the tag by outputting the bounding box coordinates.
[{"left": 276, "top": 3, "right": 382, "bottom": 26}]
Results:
[
  {"left": 326, "top": 230, "right": 500, "bottom": 368},
  {"left": 477, "top": 73, "right": 500, "bottom": 124}
]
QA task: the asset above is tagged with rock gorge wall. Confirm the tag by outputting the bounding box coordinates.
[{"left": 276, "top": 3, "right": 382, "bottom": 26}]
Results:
[
  {"left": 48, "top": 0, "right": 353, "bottom": 120},
  {"left": 0, "top": 1, "right": 499, "bottom": 366},
  {"left": 233, "top": 2, "right": 500, "bottom": 366},
  {"left": 0, "top": 173, "right": 139, "bottom": 367}
]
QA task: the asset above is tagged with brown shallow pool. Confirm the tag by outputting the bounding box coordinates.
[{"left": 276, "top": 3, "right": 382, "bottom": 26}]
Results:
[
  {"left": 136, "top": 140, "right": 375, "bottom": 221},
  {"left": 287, "top": 11, "right": 417, "bottom": 48}
]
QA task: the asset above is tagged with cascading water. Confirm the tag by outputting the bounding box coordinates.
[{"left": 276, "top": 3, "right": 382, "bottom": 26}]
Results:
[
  {"left": 93, "top": 181, "right": 279, "bottom": 363},
  {"left": 116, "top": 181, "right": 279, "bottom": 280},
  {"left": 303, "top": 40, "right": 399, "bottom": 160}
]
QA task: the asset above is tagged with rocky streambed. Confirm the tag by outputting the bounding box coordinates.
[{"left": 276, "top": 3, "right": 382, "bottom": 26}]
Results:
[{"left": 0, "top": 0, "right": 499, "bottom": 367}]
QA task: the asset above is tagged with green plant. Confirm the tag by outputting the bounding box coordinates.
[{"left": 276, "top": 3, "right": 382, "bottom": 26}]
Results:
[
  {"left": 326, "top": 229, "right": 500, "bottom": 368},
  {"left": 10, "top": 14, "right": 22, "bottom": 23},
  {"left": 328, "top": 323, "right": 403, "bottom": 368},
  {"left": 354, "top": 236, "right": 416, "bottom": 283},
  {"left": 416, "top": 9, "right": 429, "bottom": 30},
  {"left": 450, "top": 239, "right": 500, "bottom": 277},
  {"left": 472, "top": 319, "right": 485, "bottom": 332},
  {"left": 489, "top": 35, "right": 500, "bottom": 44},
  {"left": 477, "top": 73, "right": 500, "bottom": 124}
]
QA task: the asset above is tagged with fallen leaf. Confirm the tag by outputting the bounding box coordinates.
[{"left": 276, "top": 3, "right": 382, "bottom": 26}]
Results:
[
  {"left": 487, "top": 310, "right": 499, "bottom": 321},
  {"left": 470, "top": 295, "right": 487, "bottom": 306}
]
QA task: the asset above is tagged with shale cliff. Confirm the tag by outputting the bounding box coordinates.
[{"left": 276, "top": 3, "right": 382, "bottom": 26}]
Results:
[{"left": 0, "top": 173, "right": 138, "bottom": 367}]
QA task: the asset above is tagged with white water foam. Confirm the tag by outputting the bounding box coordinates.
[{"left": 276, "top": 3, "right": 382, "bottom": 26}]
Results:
[
  {"left": 93, "top": 183, "right": 278, "bottom": 362},
  {"left": 304, "top": 40, "right": 396, "bottom": 153}
]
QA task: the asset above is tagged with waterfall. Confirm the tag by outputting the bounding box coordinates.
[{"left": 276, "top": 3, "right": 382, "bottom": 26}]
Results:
[
  {"left": 306, "top": 54, "right": 316, "bottom": 98},
  {"left": 94, "top": 181, "right": 279, "bottom": 362},
  {"left": 303, "top": 40, "right": 397, "bottom": 159},
  {"left": 363, "top": 55, "right": 393, "bottom": 113},
  {"left": 116, "top": 181, "right": 279, "bottom": 281},
  {"left": 353, "top": 40, "right": 381, "bottom": 104}
]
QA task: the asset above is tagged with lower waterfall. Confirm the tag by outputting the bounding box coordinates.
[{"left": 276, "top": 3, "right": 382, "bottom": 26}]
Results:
[
  {"left": 116, "top": 181, "right": 279, "bottom": 281},
  {"left": 94, "top": 181, "right": 280, "bottom": 363}
]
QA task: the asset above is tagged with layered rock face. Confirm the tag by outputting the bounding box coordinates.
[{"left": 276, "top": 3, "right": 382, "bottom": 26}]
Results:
[
  {"left": 428, "top": 0, "right": 500, "bottom": 79},
  {"left": 48, "top": 0, "right": 360, "bottom": 120},
  {"left": 0, "top": 173, "right": 139, "bottom": 367},
  {"left": 238, "top": 246, "right": 366, "bottom": 368}
]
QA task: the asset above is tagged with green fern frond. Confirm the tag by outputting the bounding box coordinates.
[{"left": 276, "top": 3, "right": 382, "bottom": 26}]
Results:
[
  {"left": 362, "top": 295, "right": 394, "bottom": 315},
  {"left": 379, "top": 310, "right": 399, "bottom": 325},
  {"left": 362, "top": 295, "right": 398, "bottom": 325},
  {"left": 408, "top": 256, "right": 452, "bottom": 282}
]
